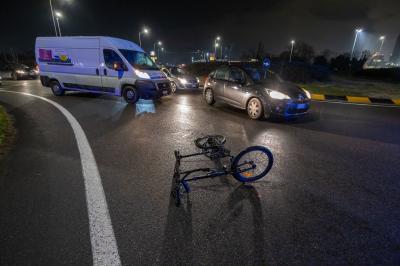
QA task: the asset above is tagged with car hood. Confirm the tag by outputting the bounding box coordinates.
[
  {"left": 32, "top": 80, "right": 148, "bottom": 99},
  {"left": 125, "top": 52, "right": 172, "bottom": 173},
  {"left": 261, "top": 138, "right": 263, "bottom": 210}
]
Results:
[
  {"left": 252, "top": 81, "right": 306, "bottom": 99},
  {"left": 177, "top": 74, "right": 197, "bottom": 80}
]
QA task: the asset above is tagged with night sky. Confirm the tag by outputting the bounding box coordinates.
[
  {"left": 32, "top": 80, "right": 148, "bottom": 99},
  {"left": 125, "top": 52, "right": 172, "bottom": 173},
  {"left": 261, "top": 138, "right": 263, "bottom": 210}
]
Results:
[{"left": 1, "top": 0, "right": 399, "bottom": 63}]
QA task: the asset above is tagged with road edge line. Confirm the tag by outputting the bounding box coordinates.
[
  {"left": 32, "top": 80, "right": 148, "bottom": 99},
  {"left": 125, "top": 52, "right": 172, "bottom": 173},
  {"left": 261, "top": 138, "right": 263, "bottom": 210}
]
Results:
[{"left": 0, "top": 90, "right": 121, "bottom": 266}]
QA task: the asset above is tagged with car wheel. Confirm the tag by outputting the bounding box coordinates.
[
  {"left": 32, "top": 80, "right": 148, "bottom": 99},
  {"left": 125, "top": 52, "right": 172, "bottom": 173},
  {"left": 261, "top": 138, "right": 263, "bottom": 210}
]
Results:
[
  {"left": 204, "top": 88, "right": 215, "bottom": 105},
  {"left": 11, "top": 72, "right": 18, "bottom": 81},
  {"left": 50, "top": 81, "right": 65, "bottom": 96},
  {"left": 171, "top": 82, "right": 177, "bottom": 93},
  {"left": 247, "top": 98, "right": 263, "bottom": 120},
  {"left": 123, "top": 86, "right": 139, "bottom": 104}
]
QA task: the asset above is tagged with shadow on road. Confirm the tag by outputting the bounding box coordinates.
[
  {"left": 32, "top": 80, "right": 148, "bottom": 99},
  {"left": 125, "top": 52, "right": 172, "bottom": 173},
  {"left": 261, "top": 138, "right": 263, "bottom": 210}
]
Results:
[
  {"left": 160, "top": 181, "right": 265, "bottom": 265},
  {"left": 203, "top": 184, "right": 265, "bottom": 265}
]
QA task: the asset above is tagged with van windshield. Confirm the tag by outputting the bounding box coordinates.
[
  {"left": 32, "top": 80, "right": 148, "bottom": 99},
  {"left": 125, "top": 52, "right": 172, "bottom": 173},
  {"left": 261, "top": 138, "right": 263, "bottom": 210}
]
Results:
[{"left": 119, "top": 49, "right": 159, "bottom": 70}]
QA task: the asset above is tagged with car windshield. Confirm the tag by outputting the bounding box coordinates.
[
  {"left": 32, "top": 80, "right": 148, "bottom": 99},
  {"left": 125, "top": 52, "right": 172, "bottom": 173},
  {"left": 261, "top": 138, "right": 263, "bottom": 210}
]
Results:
[
  {"left": 170, "top": 67, "right": 188, "bottom": 76},
  {"left": 119, "top": 49, "right": 159, "bottom": 70},
  {"left": 243, "top": 67, "right": 282, "bottom": 84}
]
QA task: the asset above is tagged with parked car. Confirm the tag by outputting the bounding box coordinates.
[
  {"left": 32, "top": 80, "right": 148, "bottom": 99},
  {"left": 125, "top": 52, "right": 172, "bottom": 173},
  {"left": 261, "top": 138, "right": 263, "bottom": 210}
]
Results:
[
  {"left": 203, "top": 64, "right": 311, "bottom": 120},
  {"left": 161, "top": 66, "right": 200, "bottom": 92},
  {"left": 35, "top": 36, "right": 171, "bottom": 103},
  {"left": 0, "top": 63, "right": 39, "bottom": 80}
]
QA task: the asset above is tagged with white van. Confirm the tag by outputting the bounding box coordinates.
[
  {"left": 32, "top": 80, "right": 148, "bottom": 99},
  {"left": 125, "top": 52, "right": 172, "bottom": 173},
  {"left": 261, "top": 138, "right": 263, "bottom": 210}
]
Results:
[{"left": 35, "top": 36, "right": 171, "bottom": 103}]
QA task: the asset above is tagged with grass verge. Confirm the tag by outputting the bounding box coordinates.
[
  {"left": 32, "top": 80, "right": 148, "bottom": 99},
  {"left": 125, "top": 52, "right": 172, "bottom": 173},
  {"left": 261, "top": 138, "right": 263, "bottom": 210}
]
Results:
[
  {"left": 0, "top": 105, "right": 15, "bottom": 159},
  {"left": 0, "top": 105, "right": 8, "bottom": 146}
]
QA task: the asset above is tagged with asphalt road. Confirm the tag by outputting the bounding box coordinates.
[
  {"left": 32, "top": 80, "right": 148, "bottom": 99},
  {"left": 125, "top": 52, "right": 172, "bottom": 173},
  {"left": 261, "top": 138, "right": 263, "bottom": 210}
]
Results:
[{"left": 1, "top": 80, "right": 400, "bottom": 265}]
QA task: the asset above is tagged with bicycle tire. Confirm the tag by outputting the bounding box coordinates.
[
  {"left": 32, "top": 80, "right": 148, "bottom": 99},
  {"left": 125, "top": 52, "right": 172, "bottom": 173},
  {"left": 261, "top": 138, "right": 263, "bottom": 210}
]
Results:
[{"left": 231, "top": 146, "right": 273, "bottom": 182}]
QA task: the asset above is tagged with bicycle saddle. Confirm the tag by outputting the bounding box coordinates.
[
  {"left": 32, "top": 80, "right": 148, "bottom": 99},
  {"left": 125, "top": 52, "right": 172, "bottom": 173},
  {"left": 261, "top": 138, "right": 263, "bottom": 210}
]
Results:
[{"left": 195, "top": 135, "right": 226, "bottom": 150}]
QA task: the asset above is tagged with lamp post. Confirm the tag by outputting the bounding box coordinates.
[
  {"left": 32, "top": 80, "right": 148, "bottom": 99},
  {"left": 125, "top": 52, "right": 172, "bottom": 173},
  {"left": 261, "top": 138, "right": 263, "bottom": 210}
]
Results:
[
  {"left": 350, "top": 28, "right": 362, "bottom": 60},
  {"left": 49, "top": 0, "right": 58, "bottom": 36},
  {"left": 55, "top": 11, "right": 62, "bottom": 37},
  {"left": 154, "top": 41, "right": 162, "bottom": 58},
  {"left": 138, "top": 27, "right": 149, "bottom": 47},
  {"left": 214, "top": 36, "right": 220, "bottom": 59},
  {"left": 379, "top": 36, "right": 385, "bottom": 53},
  {"left": 289, "top": 40, "right": 295, "bottom": 63}
]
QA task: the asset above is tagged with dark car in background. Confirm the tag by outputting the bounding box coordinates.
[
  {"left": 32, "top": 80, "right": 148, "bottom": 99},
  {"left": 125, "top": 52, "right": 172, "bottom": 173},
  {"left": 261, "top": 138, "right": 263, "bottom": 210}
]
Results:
[
  {"left": 0, "top": 63, "right": 39, "bottom": 80},
  {"left": 161, "top": 66, "right": 200, "bottom": 92},
  {"left": 203, "top": 65, "right": 311, "bottom": 120}
]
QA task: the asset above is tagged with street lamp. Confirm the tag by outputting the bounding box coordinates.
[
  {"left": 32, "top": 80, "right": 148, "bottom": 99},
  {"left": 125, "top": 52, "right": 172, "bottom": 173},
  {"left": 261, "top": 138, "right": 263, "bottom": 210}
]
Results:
[
  {"left": 214, "top": 36, "right": 221, "bottom": 59},
  {"left": 55, "top": 11, "right": 62, "bottom": 37},
  {"left": 138, "top": 27, "right": 149, "bottom": 47},
  {"left": 49, "top": 0, "right": 58, "bottom": 36},
  {"left": 379, "top": 36, "right": 385, "bottom": 53},
  {"left": 154, "top": 41, "right": 162, "bottom": 58},
  {"left": 289, "top": 40, "right": 295, "bottom": 63},
  {"left": 350, "top": 28, "right": 362, "bottom": 60}
]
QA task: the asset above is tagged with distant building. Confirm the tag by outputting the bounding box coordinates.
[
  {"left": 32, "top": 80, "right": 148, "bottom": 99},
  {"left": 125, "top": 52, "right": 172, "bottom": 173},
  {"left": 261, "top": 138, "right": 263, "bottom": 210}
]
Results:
[{"left": 390, "top": 34, "right": 400, "bottom": 64}]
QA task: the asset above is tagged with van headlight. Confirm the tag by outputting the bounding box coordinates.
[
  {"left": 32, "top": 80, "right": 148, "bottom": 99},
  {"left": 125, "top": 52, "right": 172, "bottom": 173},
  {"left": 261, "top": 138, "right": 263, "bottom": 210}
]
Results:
[
  {"left": 16, "top": 69, "right": 26, "bottom": 74},
  {"left": 178, "top": 78, "right": 187, "bottom": 84},
  {"left": 303, "top": 88, "right": 311, "bottom": 99},
  {"left": 135, "top": 69, "right": 151, "bottom": 79},
  {"left": 267, "top": 90, "right": 290, "bottom": 100}
]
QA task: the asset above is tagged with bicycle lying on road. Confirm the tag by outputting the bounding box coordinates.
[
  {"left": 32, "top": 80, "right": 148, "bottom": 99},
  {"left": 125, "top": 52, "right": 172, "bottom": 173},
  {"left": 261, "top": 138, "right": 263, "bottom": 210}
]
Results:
[{"left": 171, "top": 135, "right": 274, "bottom": 206}]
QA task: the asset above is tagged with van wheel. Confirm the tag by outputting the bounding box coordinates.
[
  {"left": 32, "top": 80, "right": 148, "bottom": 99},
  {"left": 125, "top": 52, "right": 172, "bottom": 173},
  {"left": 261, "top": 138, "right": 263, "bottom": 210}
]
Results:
[
  {"left": 123, "top": 86, "right": 139, "bottom": 104},
  {"left": 50, "top": 81, "right": 65, "bottom": 96}
]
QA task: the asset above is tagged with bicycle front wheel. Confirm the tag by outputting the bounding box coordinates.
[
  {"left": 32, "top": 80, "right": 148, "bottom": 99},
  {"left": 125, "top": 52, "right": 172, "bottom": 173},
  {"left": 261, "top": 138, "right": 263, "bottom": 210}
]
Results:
[{"left": 232, "top": 146, "right": 273, "bottom": 182}]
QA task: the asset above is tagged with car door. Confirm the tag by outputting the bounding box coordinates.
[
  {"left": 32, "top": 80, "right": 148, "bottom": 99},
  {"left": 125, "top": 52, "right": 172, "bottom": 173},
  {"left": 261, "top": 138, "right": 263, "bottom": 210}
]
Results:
[
  {"left": 211, "top": 67, "right": 229, "bottom": 100},
  {"left": 224, "top": 67, "right": 248, "bottom": 108},
  {"left": 101, "top": 48, "right": 127, "bottom": 94}
]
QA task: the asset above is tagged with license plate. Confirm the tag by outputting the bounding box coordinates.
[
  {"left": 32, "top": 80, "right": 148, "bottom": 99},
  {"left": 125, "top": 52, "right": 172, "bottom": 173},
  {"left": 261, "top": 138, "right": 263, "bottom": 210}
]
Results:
[
  {"left": 162, "top": 90, "right": 168, "bottom": 95},
  {"left": 297, "top": 103, "right": 307, "bottom": 109}
]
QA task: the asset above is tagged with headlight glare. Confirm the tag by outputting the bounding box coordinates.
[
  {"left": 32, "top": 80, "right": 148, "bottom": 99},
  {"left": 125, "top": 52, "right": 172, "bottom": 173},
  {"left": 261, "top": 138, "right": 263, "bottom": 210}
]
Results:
[
  {"left": 135, "top": 69, "right": 151, "bottom": 79},
  {"left": 178, "top": 78, "right": 187, "bottom": 84},
  {"left": 267, "top": 90, "right": 290, "bottom": 100},
  {"left": 303, "top": 89, "right": 311, "bottom": 99}
]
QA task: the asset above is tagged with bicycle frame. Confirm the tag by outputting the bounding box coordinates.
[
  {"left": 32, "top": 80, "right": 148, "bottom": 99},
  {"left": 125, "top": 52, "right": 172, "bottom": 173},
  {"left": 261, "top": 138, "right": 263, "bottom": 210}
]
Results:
[{"left": 173, "top": 148, "right": 256, "bottom": 203}]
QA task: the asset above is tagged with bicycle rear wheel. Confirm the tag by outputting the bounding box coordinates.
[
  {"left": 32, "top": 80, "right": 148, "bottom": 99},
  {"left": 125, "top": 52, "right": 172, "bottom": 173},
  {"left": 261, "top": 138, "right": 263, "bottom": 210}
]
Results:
[{"left": 231, "top": 146, "right": 273, "bottom": 182}]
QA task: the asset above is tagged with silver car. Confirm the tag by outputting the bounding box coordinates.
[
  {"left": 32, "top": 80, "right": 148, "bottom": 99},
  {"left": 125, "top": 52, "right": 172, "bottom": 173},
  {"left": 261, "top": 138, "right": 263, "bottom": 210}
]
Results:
[
  {"left": 161, "top": 66, "right": 200, "bottom": 92},
  {"left": 203, "top": 65, "right": 311, "bottom": 120}
]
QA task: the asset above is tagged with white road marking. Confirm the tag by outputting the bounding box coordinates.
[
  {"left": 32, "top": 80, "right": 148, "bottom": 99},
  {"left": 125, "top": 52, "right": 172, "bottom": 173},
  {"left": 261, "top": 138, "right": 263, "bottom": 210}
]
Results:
[{"left": 0, "top": 89, "right": 121, "bottom": 266}]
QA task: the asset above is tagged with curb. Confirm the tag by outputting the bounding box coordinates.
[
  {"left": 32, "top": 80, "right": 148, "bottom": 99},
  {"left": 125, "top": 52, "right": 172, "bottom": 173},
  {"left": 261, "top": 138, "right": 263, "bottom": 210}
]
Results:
[{"left": 311, "top": 94, "right": 400, "bottom": 105}]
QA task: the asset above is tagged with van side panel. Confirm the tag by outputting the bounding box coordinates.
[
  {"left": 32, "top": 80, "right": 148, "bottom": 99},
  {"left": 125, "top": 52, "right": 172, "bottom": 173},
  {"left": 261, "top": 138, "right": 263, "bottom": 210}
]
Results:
[{"left": 36, "top": 37, "right": 104, "bottom": 92}]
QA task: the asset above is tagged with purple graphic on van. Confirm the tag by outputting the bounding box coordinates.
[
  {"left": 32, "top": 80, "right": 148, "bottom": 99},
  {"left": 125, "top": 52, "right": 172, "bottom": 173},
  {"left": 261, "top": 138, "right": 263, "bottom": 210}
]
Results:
[{"left": 38, "top": 48, "right": 73, "bottom": 65}]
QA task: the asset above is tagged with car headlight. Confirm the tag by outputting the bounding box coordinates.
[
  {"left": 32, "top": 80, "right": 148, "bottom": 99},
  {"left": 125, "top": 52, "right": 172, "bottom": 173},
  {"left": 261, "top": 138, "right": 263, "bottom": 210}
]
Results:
[
  {"left": 135, "top": 69, "right": 151, "bottom": 79},
  {"left": 267, "top": 90, "right": 290, "bottom": 100},
  {"left": 178, "top": 78, "right": 187, "bottom": 84},
  {"left": 303, "top": 89, "right": 311, "bottom": 99},
  {"left": 196, "top": 77, "right": 200, "bottom": 83},
  {"left": 16, "top": 70, "right": 26, "bottom": 74}
]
